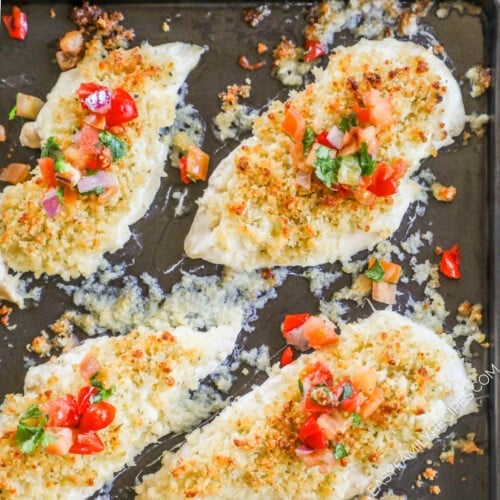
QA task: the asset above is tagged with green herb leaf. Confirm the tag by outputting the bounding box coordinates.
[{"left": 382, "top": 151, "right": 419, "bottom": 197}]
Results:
[
  {"left": 340, "top": 381, "right": 353, "bottom": 401},
  {"left": 334, "top": 442, "right": 348, "bottom": 460},
  {"left": 16, "top": 404, "right": 49, "bottom": 454},
  {"left": 338, "top": 113, "right": 357, "bottom": 133},
  {"left": 99, "top": 131, "right": 127, "bottom": 161},
  {"left": 91, "top": 373, "right": 116, "bottom": 403},
  {"left": 41, "top": 136, "right": 62, "bottom": 160},
  {"left": 352, "top": 412, "right": 362, "bottom": 427},
  {"left": 298, "top": 379, "right": 304, "bottom": 397},
  {"left": 302, "top": 126, "right": 316, "bottom": 155},
  {"left": 56, "top": 186, "right": 65, "bottom": 203},
  {"left": 314, "top": 145, "right": 341, "bottom": 188},
  {"left": 358, "top": 142, "right": 376, "bottom": 176},
  {"left": 365, "top": 259, "right": 385, "bottom": 282},
  {"left": 8, "top": 103, "right": 17, "bottom": 121}
]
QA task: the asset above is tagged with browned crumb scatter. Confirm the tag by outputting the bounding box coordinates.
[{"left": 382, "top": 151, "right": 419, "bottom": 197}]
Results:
[
  {"left": 431, "top": 182, "right": 456, "bottom": 202},
  {"left": 464, "top": 64, "right": 491, "bottom": 98},
  {"left": 49, "top": 7, "right": 56, "bottom": 18},
  {"left": 243, "top": 6, "right": 271, "bottom": 28},
  {"left": 238, "top": 55, "right": 266, "bottom": 71},
  {"left": 257, "top": 42, "right": 268, "bottom": 54},
  {"left": 28, "top": 314, "right": 76, "bottom": 357},
  {"left": 422, "top": 467, "right": 438, "bottom": 480},
  {"left": 429, "top": 484, "right": 441, "bottom": 495},
  {"left": 218, "top": 83, "right": 251, "bottom": 111},
  {"left": 0, "top": 304, "right": 13, "bottom": 327}
]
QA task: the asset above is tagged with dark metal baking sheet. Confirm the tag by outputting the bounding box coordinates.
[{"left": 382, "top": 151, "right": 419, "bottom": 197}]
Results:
[{"left": 0, "top": 1, "right": 496, "bottom": 499}]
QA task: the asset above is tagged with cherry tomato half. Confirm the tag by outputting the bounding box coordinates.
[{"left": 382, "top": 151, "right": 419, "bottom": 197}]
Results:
[
  {"left": 439, "top": 244, "right": 461, "bottom": 279},
  {"left": 79, "top": 401, "right": 116, "bottom": 432},
  {"left": 105, "top": 88, "right": 138, "bottom": 127},
  {"left": 304, "top": 40, "right": 327, "bottom": 63},
  {"left": 298, "top": 416, "right": 328, "bottom": 449},
  {"left": 2, "top": 6, "right": 28, "bottom": 41},
  {"left": 69, "top": 430, "right": 104, "bottom": 455},
  {"left": 42, "top": 395, "right": 79, "bottom": 428}
]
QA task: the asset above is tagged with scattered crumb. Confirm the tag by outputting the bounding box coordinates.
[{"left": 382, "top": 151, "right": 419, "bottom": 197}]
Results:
[
  {"left": 464, "top": 64, "right": 491, "bottom": 97},
  {"left": 0, "top": 304, "right": 13, "bottom": 328},
  {"left": 467, "top": 112, "right": 489, "bottom": 138},
  {"left": 431, "top": 182, "right": 456, "bottom": 202},
  {"left": 441, "top": 432, "right": 484, "bottom": 464},
  {"left": 238, "top": 54, "right": 266, "bottom": 71},
  {"left": 0, "top": 125, "right": 6, "bottom": 142},
  {"left": 429, "top": 485, "right": 441, "bottom": 495},
  {"left": 49, "top": 7, "right": 56, "bottom": 18},
  {"left": 272, "top": 36, "right": 311, "bottom": 86},
  {"left": 161, "top": 21, "right": 170, "bottom": 32},
  {"left": 27, "top": 314, "right": 78, "bottom": 357},
  {"left": 422, "top": 467, "right": 438, "bottom": 481},
  {"left": 242, "top": 5, "right": 271, "bottom": 28},
  {"left": 257, "top": 42, "right": 268, "bottom": 54}
]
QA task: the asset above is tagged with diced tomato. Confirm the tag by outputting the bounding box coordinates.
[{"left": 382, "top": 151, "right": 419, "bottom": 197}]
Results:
[
  {"left": 77, "top": 385, "right": 99, "bottom": 416},
  {"left": 37, "top": 157, "right": 56, "bottom": 188},
  {"left": 363, "top": 89, "right": 394, "bottom": 129},
  {"left": 368, "top": 258, "right": 402, "bottom": 284},
  {"left": 439, "top": 244, "right": 461, "bottom": 279},
  {"left": 304, "top": 40, "right": 327, "bottom": 63},
  {"left": 79, "top": 402, "right": 116, "bottom": 432},
  {"left": 367, "top": 162, "right": 398, "bottom": 196},
  {"left": 353, "top": 104, "right": 371, "bottom": 125},
  {"left": 78, "top": 124, "right": 101, "bottom": 155},
  {"left": 69, "top": 430, "right": 104, "bottom": 455},
  {"left": 302, "top": 361, "right": 334, "bottom": 387},
  {"left": 280, "top": 346, "right": 294, "bottom": 367},
  {"left": 317, "top": 411, "right": 351, "bottom": 439},
  {"left": 302, "top": 316, "right": 339, "bottom": 350},
  {"left": 2, "top": 6, "right": 28, "bottom": 41},
  {"left": 351, "top": 366, "right": 377, "bottom": 396},
  {"left": 0, "top": 163, "right": 30, "bottom": 184},
  {"left": 186, "top": 145, "right": 209, "bottom": 182},
  {"left": 42, "top": 395, "right": 79, "bottom": 428},
  {"left": 80, "top": 354, "right": 100, "bottom": 381},
  {"left": 282, "top": 105, "right": 306, "bottom": 143},
  {"left": 339, "top": 391, "right": 361, "bottom": 413},
  {"left": 44, "top": 426, "right": 74, "bottom": 456},
  {"left": 62, "top": 185, "right": 78, "bottom": 205},
  {"left": 315, "top": 131, "right": 333, "bottom": 148},
  {"left": 298, "top": 416, "right": 328, "bottom": 449},
  {"left": 105, "top": 88, "right": 138, "bottom": 127},
  {"left": 281, "top": 313, "right": 311, "bottom": 335},
  {"left": 359, "top": 386, "right": 384, "bottom": 419},
  {"left": 340, "top": 126, "right": 378, "bottom": 156},
  {"left": 179, "top": 156, "right": 190, "bottom": 184}
]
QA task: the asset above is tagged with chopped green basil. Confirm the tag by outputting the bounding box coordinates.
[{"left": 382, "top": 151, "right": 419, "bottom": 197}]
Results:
[
  {"left": 310, "top": 385, "right": 334, "bottom": 406},
  {"left": 314, "top": 145, "right": 341, "bottom": 188},
  {"left": 16, "top": 404, "right": 52, "bottom": 454},
  {"left": 99, "top": 131, "right": 127, "bottom": 160},
  {"left": 8, "top": 103, "right": 17, "bottom": 121},
  {"left": 358, "top": 142, "right": 376, "bottom": 176},
  {"left": 334, "top": 442, "right": 349, "bottom": 460},
  {"left": 90, "top": 373, "right": 116, "bottom": 403},
  {"left": 352, "top": 412, "right": 362, "bottom": 427},
  {"left": 338, "top": 113, "right": 357, "bottom": 132},
  {"left": 340, "top": 381, "right": 353, "bottom": 401},
  {"left": 41, "top": 136, "right": 62, "bottom": 161},
  {"left": 365, "top": 259, "right": 385, "bottom": 282},
  {"left": 302, "top": 126, "right": 316, "bottom": 155},
  {"left": 54, "top": 156, "right": 72, "bottom": 173}
]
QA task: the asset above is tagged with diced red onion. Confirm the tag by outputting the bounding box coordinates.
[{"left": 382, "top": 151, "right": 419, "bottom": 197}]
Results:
[
  {"left": 41, "top": 188, "right": 62, "bottom": 218},
  {"left": 77, "top": 171, "right": 117, "bottom": 193},
  {"left": 84, "top": 89, "right": 112, "bottom": 114},
  {"left": 295, "top": 445, "right": 314, "bottom": 458},
  {"left": 372, "top": 281, "right": 397, "bottom": 305},
  {"left": 295, "top": 169, "right": 312, "bottom": 190},
  {"left": 283, "top": 325, "right": 310, "bottom": 352},
  {"left": 326, "top": 126, "right": 344, "bottom": 150}
]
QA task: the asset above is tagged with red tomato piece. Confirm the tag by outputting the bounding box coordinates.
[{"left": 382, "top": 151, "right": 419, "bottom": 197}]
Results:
[
  {"left": 339, "top": 392, "right": 360, "bottom": 413},
  {"left": 302, "top": 316, "right": 339, "bottom": 350},
  {"left": 105, "top": 88, "right": 138, "bottom": 127},
  {"left": 353, "top": 104, "right": 371, "bottom": 125},
  {"left": 439, "top": 244, "right": 461, "bottom": 279},
  {"left": 281, "top": 313, "right": 311, "bottom": 335},
  {"left": 304, "top": 40, "right": 327, "bottom": 63},
  {"left": 315, "top": 131, "right": 333, "bottom": 148},
  {"left": 179, "top": 156, "right": 190, "bottom": 184},
  {"left": 69, "top": 430, "right": 104, "bottom": 455},
  {"left": 302, "top": 361, "right": 334, "bottom": 387},
  {"left": 298, "top": 416, "right": 328, "bottom": 449},
  {"left": 280, "top": 346, "right": 294, "bottom": 367},
  {"left": 2, "top": 6, "right": 28, "bottom": 40},
  {"left": 37, "top": 157, "right": 56, "bottom": 188},
  {"left": 78, "top": 124, "right": 101, "bottom": 155},
  {"left": 44, "top": 426, "right": 74, "bottom": 456},
  {"left": 42, "top": 395, "right": 79, "bottom": 428},
  {"left": 367, "top": 162, "right": 398, "bottom": 197},
  {"left": 77, "top": 385, "right": 99, "bottom": 415},
  {"left": 79, "top": 402, "right": 116, "bottom": 432}
]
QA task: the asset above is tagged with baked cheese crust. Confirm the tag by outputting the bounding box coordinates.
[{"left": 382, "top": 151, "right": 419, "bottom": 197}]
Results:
[
  {"left": 0, "top": 41, "right": 204, "bottom": 281},
  {"left": 137, "top": 311, "right": 476, "bottom": 499},
  {"left": 185, "top": 38, "right": 465, "bottom": 270},
  {"left": 0, "top": 318, "right": 241, "bottom": 499}
]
